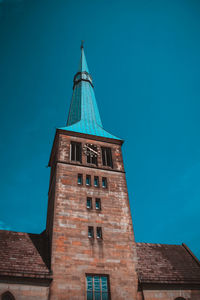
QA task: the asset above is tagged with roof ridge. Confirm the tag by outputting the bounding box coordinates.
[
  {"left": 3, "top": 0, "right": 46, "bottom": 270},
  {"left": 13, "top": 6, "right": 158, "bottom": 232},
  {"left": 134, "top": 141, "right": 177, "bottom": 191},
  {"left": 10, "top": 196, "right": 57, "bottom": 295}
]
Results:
[
  {"left": 0, "top": 229, "right": 42, "bottom": 235},
  {"left": 136, "top": 242, "right": 181, "bottom": 246},
  {"left": 0, "top": 267, "right": 50, "bottom": 273},
  {"left": 182, "top": 243, "right": 200, "bottom": 268}
]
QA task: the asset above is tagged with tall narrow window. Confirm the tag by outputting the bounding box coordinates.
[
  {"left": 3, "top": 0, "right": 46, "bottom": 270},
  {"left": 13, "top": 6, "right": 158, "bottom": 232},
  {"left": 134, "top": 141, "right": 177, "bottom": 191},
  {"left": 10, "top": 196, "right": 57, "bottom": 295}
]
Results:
[
  {"left": 101, "top": 147, "right": 113, "bottom": 167},
  {"left": 102, "top": 177, "right": 107, "bottom": 188},
  {"left": 86, "top": 175, "right": 91, "bottom": 186},
  {"left": 71, "top": 142, "right": 82, "bottom": 162},
  {"left": 88, "top": 226, "right": 94, "bottom": 238},
  {"left": 96, "top": 227, "right": 102, "bottom": 239},
  {"left": 94, "top": 176, "right": 99, "bottom": 187},
  {"left": 87, "top": 197, "right": 92, "bottom": 209},
  {"left": 78, "top": 174, "right": 83, "bottom": 185},
  {"left": 86, "top": 275, "right": 110, "bottom": 300},
  {"left": 95, "top": 198, "right": 101, "bottom": 210}
]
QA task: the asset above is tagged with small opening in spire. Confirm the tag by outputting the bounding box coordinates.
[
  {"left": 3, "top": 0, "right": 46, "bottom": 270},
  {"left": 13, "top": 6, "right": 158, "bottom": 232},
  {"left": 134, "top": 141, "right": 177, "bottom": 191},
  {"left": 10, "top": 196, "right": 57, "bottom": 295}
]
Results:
[{"left": 81, "top": 40, "right": 84, "bottom": 49}]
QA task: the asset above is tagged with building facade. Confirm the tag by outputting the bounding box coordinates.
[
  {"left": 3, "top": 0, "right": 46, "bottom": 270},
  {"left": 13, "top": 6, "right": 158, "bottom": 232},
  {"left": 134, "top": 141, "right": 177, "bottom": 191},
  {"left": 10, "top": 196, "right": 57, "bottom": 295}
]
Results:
[{"left": 0, "top": 46, "right": 200, "bottom": 300}]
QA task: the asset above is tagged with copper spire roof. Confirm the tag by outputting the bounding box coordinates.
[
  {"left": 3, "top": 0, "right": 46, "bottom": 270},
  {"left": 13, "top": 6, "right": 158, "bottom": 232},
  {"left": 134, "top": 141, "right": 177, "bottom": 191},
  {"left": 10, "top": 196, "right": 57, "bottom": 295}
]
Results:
[{"left": 59, "top": 45, "right": 121, "bottom": 140}]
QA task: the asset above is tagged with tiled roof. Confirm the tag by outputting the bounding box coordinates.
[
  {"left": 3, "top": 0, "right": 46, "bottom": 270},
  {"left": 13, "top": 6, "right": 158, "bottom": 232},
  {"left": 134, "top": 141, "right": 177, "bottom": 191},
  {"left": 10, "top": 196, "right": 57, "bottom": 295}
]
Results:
[
  {"left": 0, "top": 230, "right": 51, "bottom": 279},
  {"left": 60, "top": 47, "right": 122, "bottom": 141},
  {"left": 1, "top": 230, "right": 200, "bottom": 285},
  {"left": 136, "top": 242, "right": 200, "bottom": 284}
]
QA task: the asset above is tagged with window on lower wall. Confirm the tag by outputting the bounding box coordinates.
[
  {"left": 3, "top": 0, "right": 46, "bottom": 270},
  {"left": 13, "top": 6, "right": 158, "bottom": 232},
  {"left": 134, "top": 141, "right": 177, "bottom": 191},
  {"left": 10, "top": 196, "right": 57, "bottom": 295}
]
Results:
[
  {"left": 78, "top": 174, "right": 83, "bottom": 185},
  {"left": 102, "top": 177, "right": 107, "bottom": 188},
  {"left": 86, "top": 275, "right": 110, "bottom": 300},
  {"left": 96, "top": 227, "right": 102, "bottom": 239},
  {"left": 86, "top": 175, "right": 91, "bottom": 186},
  {"left": 95, "top": 198, "right": 101, "bottom": 210},
  {"left": 88, "top": 226, "right": 94, "bottom": 238},
  {"left": 87, "top": 197, "right": 92, "bottom": 209},
  {"left": 94, "top": 176, "right": 99, "bottom": 187}
]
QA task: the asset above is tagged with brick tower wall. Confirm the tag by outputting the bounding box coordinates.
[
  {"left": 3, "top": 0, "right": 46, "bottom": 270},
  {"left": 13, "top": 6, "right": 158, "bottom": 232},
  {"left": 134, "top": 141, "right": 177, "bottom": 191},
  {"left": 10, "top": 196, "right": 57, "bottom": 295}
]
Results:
[{"left": 46, "top": 131, "right": 138, "bottom": 300}]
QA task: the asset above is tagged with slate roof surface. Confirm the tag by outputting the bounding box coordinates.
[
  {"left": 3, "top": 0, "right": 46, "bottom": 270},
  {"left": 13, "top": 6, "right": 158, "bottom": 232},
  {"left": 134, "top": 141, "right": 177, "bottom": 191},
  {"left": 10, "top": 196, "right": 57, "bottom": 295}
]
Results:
[
  {"left": 136, "top": 242, "right": 200, "bottom": 284},
  {"left": 0, "top": 230, "right": 51, "bottom": 279}
]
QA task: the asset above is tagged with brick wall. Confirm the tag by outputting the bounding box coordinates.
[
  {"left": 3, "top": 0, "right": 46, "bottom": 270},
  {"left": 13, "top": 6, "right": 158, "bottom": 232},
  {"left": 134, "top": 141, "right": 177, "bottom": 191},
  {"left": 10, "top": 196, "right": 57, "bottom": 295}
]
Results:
[
  {"left": 0, "top": 283, "right": 49, "bottom": 300},
  {"left": 47, "top": 131, "right": 138, "bottom": 299},
  {"left": 141, "top": 289, "right": 200, "bottom": 300}
]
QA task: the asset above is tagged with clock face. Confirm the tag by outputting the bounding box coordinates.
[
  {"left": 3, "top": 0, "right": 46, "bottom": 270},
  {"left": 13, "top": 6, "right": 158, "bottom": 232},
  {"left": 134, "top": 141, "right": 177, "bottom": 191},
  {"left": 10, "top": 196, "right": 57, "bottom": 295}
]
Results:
[{"left": 83, "top": 144, "right": 100, "bottom": 157}]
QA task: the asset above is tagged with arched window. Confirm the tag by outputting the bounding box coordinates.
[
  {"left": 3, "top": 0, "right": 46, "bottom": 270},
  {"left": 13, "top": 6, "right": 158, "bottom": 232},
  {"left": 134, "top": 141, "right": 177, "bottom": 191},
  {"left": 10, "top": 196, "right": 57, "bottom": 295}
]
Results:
[{"left": 1, "top": 291, "right": 15, "bottom": 300}]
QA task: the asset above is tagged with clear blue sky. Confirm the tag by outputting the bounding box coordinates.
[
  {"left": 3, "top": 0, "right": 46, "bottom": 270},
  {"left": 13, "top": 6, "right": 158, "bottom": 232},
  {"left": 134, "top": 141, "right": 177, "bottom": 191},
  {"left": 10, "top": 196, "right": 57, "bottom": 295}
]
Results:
[{"left": 0, "top": 0, "right": 200, "bottom": 259}]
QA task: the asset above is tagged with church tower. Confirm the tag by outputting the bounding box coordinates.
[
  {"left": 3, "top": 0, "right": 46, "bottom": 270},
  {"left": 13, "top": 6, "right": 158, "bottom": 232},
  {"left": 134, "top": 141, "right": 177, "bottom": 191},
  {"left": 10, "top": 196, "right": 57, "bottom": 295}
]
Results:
[{"left": 46, "top": 45, "right": 138, "bottom": 300}]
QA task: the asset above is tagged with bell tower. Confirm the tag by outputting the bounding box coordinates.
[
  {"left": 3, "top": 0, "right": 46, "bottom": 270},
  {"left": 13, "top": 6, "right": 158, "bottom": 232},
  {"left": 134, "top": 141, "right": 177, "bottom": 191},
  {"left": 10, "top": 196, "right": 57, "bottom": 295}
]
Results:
[{"left": 46, "top": 45, "right": 138, "bottom": 300}]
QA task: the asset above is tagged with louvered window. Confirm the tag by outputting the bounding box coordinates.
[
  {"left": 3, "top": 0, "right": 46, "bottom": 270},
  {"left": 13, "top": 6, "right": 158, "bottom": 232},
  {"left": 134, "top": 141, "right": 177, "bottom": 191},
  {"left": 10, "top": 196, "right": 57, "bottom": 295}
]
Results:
[
  {"left": 101, "top": 147, "right": 113, "bottom": 168},
  {"left": 71, "top": 142, "right": 82, "bottom": 162}
]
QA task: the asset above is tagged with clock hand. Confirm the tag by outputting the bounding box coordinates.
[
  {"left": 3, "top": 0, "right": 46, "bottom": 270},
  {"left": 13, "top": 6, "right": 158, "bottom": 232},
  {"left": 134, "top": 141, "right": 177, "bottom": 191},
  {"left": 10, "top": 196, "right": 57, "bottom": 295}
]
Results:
[{"left": 86, "top": 146, "right": 98, "bottom": 155}]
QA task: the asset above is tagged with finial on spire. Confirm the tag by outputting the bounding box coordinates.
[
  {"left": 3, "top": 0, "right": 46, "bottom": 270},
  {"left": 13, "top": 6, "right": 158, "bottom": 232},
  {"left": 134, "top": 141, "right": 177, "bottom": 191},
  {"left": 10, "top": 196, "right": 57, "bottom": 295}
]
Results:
[{"left": 81, "top": 40, "right": 84, "bottom": 49}]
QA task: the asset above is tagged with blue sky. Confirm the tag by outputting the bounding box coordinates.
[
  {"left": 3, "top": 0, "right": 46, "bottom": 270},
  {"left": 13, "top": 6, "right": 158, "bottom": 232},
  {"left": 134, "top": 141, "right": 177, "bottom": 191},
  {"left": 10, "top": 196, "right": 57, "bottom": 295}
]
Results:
[{"left": 0, "top": 0, "right": 200, "bottom": 259}]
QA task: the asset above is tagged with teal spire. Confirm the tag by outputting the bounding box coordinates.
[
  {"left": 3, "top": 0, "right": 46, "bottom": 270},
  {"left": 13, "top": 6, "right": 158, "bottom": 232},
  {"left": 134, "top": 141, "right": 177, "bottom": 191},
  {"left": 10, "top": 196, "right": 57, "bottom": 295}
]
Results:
[{"left": 59, "top": 44, "right": 121, "bottom": 140}]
